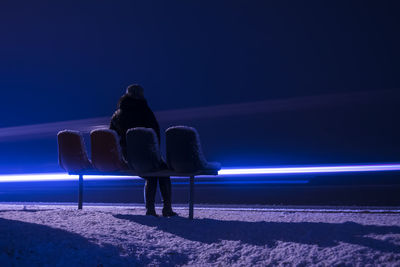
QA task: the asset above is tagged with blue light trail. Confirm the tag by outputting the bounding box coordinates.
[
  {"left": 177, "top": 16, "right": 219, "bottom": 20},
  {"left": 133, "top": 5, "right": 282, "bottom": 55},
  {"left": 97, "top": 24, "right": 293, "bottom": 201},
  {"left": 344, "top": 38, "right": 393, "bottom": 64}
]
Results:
[
  {"left": 0, "top": 163, "right": 399, "bottom": 182},
  {"left": 218, "top": 164, "right": 400, "bottom": 176}
]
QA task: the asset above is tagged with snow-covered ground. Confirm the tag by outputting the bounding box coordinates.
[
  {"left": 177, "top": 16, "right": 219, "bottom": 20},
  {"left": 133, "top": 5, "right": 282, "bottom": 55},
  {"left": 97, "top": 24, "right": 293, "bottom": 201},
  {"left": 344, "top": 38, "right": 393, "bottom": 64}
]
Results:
[{"left": 0, "top": 204, "right": 399, "bottom": 266}]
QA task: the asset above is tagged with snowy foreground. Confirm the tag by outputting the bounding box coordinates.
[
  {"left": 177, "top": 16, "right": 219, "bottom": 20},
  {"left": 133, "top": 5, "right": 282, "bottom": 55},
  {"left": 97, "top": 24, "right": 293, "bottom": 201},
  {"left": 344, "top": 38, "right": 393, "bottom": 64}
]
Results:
[{"left": 0, "top": 204, "right": 399, "bottom": 266}]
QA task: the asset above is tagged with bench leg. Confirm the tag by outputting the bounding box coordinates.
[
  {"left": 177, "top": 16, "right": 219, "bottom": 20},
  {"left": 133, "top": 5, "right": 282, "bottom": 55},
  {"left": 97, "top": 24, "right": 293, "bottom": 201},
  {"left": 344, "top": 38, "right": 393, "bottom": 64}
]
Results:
[
  {"left": 78, "top": 174, "right": 83, "bottom": 210},
  {"left": 189, "top": 176, "right": 194, "bottom": 219}
]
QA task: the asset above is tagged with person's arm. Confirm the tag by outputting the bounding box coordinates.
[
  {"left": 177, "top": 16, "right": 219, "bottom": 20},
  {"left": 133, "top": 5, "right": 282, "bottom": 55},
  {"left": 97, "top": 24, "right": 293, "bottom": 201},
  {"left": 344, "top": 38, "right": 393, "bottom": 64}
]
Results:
[
  {"left": 144, "top": 106, "right": 161, "bottom": 144},
  {"left": 109, "top": 116, "right": 117, "bottom": 131},
  {"left": 109, "top": 120, "right": 116, "bottom": 131},
  {"left": 110, "top": 113, "right": 122, "bottom": 137}
]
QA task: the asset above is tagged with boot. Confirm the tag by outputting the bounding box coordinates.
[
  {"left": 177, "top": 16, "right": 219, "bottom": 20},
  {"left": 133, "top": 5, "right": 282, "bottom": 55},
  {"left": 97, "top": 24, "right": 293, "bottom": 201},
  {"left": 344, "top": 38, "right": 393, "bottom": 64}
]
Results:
[
  {"left": 146, "top": 209, "right": 158, "bottom": 217},
  {"left": 144, "top": 178, "right": 158, "bottom": 217},
  {"left": 159, "top": 177, "right": 178, "bottom": 217}
]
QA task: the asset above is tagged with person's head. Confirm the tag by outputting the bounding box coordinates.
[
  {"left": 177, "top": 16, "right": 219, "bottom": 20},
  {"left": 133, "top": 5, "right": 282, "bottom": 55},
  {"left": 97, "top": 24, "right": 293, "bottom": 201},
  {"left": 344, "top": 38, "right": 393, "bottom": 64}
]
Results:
[{"left": 126, "top": 84, "right": 144, "bottom": 99}]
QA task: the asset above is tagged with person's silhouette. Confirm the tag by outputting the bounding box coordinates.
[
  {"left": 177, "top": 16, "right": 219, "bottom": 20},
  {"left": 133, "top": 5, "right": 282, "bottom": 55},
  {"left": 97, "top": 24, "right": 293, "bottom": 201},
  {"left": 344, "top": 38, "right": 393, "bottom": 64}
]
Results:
[{"left": 110, "top": 84, "right": 177, "bottom": 217}]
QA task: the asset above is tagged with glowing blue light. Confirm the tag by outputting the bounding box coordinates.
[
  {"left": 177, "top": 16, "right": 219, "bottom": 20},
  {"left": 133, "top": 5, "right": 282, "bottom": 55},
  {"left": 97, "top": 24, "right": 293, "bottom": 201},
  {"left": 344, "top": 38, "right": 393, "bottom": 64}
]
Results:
[
  {"left": 0, "top": 163, "right": 399, "bottom": 182},
  {"left": 172, "top": 180, "right": 309, "bottom": 185},
  {"left": 0, "top": 173, "right": 141, "bottom": 183},
  {"left": 218, "top": 164, "right": 400, "bottom": 176}
]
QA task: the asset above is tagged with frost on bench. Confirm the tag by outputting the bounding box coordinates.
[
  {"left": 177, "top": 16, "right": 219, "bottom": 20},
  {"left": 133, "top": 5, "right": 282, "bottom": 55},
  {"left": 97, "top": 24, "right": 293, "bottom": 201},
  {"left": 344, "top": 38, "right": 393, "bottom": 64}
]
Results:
[
  {"left": 166, "top": 126, "right": 221, "bottom": 173},
  {"left": 126, "top": 127, "right": 166, "bottom": 174}
]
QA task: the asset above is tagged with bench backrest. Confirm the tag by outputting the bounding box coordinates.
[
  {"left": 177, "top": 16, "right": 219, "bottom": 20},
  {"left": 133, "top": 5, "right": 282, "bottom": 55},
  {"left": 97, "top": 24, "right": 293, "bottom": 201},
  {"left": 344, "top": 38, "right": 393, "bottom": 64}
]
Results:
[
  {"left": 90, "top": 129, "right": 129, "bottom": 172},
  {"left": 126, "top": 127, "right": 165, "bottom": 173},
  {"left": 166, "top": 126, "right": 209, "bottom": 172},
  {"left": 57, "top": 130, "right": 92, "bottom": 172}
]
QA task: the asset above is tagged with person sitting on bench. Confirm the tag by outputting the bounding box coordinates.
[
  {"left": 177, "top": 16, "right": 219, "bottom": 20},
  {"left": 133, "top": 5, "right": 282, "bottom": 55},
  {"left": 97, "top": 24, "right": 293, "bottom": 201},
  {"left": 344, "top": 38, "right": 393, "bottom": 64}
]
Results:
[{"left": 110, "top": 84, "right": 178, "bottom": 217}]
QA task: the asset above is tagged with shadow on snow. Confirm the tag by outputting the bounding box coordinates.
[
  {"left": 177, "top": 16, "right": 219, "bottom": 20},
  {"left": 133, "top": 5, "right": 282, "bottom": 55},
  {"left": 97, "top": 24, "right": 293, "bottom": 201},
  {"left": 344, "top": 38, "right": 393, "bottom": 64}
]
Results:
[
  {"left": 0, "top": 217, "right": 187, "bottom": 266},
  {"left": 114, "top": 214, "right": 400, "bottom": 253}
]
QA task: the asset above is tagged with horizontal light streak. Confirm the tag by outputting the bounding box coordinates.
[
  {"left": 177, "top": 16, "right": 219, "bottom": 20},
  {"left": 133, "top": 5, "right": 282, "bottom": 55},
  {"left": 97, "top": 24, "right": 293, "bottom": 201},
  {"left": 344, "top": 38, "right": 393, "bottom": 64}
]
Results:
[
  {"left": 1, "top": 89, "right": 395, "bottom": 142},
  {"left": 218, "top": 164, "right": 400, "bottom": 175},
  {"left": 172, "top": 180, "right": 309, "bottom": 185},
  {"left": 0, "top": 173, "right": 140, "bottom": 183},
  {"left": 0, "top": 163, "right": 399, "bottom": 182}
]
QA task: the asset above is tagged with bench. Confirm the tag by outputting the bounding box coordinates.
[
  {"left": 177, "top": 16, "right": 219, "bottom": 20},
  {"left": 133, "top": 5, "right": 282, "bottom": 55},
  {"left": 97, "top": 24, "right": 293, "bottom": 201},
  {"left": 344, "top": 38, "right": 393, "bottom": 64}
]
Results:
[{"left": 57, "top": 126, "right": 221, "bottom": 219}]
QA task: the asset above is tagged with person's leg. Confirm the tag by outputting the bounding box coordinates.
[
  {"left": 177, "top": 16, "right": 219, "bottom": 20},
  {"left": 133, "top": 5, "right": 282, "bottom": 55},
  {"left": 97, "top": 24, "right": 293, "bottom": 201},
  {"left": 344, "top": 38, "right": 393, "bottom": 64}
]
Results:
[
  {"left": 159, "top": 177, "right": 178, "bottom": 217},
  {"left": 144, "top": 177, "right": 158, "bottom": 216}
]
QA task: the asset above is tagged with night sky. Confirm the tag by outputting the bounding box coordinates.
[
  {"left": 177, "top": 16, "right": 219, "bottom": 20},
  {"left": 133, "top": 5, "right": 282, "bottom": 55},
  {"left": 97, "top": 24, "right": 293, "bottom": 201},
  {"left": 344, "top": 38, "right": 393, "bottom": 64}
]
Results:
[{"left": 0, "top": 1, "right": 399, "bottom": 173}]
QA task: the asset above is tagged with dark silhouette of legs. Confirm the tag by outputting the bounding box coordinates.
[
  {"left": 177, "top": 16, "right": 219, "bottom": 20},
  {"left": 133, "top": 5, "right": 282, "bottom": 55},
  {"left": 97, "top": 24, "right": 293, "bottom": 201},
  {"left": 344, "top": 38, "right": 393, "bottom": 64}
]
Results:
[
  {"left": 144, "top": 177, "right": 177, "bottom": 217},
  {"left": 159, "top": 177, "right": 178, "bottom": 217},
  {"left": 144, "top": 177, "right": 158, "bottom": 216}
]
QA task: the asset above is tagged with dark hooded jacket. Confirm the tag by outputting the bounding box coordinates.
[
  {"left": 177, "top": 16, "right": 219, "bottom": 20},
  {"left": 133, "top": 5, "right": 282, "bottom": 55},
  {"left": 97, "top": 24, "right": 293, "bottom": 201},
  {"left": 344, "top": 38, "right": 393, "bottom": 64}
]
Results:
[{"left": 110, "top": 94, "right": 160, "bottom": 159}]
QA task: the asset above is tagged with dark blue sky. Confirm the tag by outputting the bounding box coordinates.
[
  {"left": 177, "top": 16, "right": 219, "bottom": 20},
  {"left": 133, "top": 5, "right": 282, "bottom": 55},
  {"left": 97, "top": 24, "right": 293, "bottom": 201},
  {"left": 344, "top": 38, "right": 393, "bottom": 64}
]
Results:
[
  {"left": 0, "top": 1, "right": 399, "bottom": 172},
  {"left": 1, "top": 1, "right": 399, "bottom": 125}
]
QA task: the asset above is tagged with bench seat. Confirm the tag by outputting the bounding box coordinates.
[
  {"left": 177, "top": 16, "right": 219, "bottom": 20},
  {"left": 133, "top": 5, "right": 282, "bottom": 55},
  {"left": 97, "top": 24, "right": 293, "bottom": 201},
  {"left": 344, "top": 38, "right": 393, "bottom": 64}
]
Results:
[{"left": 58, "top": 126, "right": 221, "bottom": 219}]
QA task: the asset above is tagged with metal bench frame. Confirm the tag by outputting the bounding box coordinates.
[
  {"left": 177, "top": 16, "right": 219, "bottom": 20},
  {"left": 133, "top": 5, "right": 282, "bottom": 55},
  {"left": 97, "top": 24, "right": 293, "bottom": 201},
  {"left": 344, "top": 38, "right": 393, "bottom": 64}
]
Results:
[{"left": 70, "top": 169, "right": 218, "bottom": 219}]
